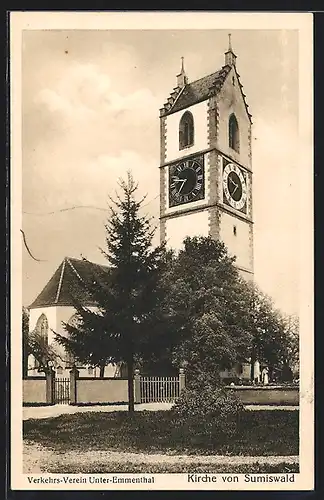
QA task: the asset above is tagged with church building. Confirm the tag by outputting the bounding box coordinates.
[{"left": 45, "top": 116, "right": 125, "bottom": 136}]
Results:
[
  {"left": 26, "top": 257, "right": 121, "bottom": 378},
  {"left": 25, "top": 38, "right": 254, "bottom": 384},
  {"left": 159, "top": 37, "right": 254, "bottom": 283}
]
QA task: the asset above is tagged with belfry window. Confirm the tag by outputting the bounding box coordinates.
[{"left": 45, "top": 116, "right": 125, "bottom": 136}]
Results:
[
  {"left": 179, "top": 111, "right": 194, "bottom": 149},
  {"left": 229, "top": 114, "right": 240, "bottom": 152}
]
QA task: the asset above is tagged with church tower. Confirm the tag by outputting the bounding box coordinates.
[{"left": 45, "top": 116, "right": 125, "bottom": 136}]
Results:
[{"left": 159, "top": 37, "right": 254, "bottom": 281}]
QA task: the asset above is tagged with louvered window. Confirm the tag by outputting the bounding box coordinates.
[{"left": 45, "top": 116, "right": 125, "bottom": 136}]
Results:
[
  {"left": 229, "top": 114, "right": 240, "bottom": 152},
  {"left": 179, "top": 111, "right": 194, "bottom": 149}
]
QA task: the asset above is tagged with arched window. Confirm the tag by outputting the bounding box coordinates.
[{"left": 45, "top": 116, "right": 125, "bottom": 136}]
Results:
[
  {"left": 64, "top": 314, "right": 80, "bottom": 367},
  {"left": 35, "top": 314, "right": 48, "bottom": 345},
  {"left": 179, "top": 111, "right": 194, "bottom": 149},
  {"left": 229, "top": 114, "right": 240, "bottom": 152}
]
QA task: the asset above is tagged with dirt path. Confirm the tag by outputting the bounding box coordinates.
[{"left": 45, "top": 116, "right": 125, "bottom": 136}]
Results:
[
  {"left": 23, "top": 403, "right": 174, "bottom": 421},
  {"left": 23, "top": 441, "right": 55, "bottom": 473},
  {"left": 23, "top": 441, "right": 299, "bottom": 474},
  {"left": 23, "top": 403, "right": 298, "bottom": 421}
]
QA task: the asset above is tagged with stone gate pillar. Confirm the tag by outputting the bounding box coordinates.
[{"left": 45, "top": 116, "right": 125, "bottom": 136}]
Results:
[
  {"left": 46, "top": 369, "right": 55, "bottom": 405},
  {"left": 179, "top": 368, "right": 186, "bottom": 393},
  {"left": 134, "top": 369, "right": 141, "bottom": 404},
  {"left": 70, "top": 366, "right": 79, "bottom": 405}
]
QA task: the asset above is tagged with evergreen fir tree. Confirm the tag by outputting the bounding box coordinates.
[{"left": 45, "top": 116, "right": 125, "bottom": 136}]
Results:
[{"left": 56, "top": 172, "right": 167, "bottom": 412}]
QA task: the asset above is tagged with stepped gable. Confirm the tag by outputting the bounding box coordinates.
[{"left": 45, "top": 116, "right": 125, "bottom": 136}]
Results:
[{"left": 29, "top": 257, "right": 110, "bottom": 309}]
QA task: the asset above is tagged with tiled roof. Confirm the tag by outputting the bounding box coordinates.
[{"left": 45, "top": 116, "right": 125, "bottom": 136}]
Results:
[
  {"left": 160, "top": 64, "right": 252, "bottom": 122},
  {"left": 161, "top": 66, "right": 231, "bottom": 116},
  {"left": 29, "top": 257, "right": 110, "bottom": 309}
]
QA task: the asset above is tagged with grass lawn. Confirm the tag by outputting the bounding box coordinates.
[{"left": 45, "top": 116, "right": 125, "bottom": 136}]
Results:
[{"left": 24, "top": 409, "right": 299, "bottom": 457}]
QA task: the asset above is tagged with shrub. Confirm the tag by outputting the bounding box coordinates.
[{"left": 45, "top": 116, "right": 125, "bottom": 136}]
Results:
[{"left": 171, "top": 385, "right": 245, "bottom": 444}]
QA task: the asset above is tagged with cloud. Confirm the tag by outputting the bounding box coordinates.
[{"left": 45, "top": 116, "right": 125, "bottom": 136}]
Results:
[
  {"left": 37, "top": 87, "right": 94, "bottom": 120},
  {"left": 88, "top": 150, "right": 160, "bottom": 203},
  {"left": 23, "top": 147, "right": 159, "bottom": 214},
  {"left": 35, "top": 61, "right": 159, "bottom": 123}
]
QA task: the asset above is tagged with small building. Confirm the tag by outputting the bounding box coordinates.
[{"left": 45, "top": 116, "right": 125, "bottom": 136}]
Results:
[{"left": 27, "top": 257, "right": 122, "bottom": 378}]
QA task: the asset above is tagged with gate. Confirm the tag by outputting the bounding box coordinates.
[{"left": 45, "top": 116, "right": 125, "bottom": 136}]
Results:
[
  {"left": 54, "top": 377, "right": 70, "bottom": 404},
  {"left": 140, "top": 376, "right": 180, "bottom": 403}
]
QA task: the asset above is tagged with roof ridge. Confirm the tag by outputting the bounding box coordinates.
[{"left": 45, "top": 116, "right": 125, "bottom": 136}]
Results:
[
  {"left": 65, "top": 256, "right": 109, "bottom": 268},
  {"left": 55, "top": 258, "right": 66, "bottom": 304},
  {"left": 165, "top": 65, "right": 231, "bottom": 116},
  {"left": 66, "top": 256, "right": 87, "bottom": 264},
  {"left": 184, "top": 67, "right": 224, "bottom": 86},
  {"left": 66, "top": 257, "right": 84, "bottom": 283}
]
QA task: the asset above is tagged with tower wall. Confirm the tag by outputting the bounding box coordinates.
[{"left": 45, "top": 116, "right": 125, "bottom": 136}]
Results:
[
  {"left": 216, "top": 67, "right": 252, "bottom": 169},
  {"left": 164, "top": 100, "right": 209, "bottom": 163},
  {"left": 159, "top": 52, "right": 254, "bottom": 280}
]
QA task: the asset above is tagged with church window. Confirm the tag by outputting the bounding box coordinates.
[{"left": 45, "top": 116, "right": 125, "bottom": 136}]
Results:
[
  {"left": 65, "top": 314, "right": 80, "bottom": 368},
  {"left": 35, "top": 314, "right": 48, "bottom": 345},
  {"left": 229, "top": 114, "right": 240, "bottom": 152},
  {"left": 233, "top": 225, "right": 237, "bottom": 236},
  {"left": 179, "top": 111, "right": 194, "bottom": 149}
]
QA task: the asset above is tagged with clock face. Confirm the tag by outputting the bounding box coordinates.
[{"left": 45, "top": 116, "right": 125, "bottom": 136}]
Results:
[
  {"left": 223, "top": 162, "right": 247, "bottom": 211},
  {"left": 169, "top": 157, "right": 205, "bottom": 207}
]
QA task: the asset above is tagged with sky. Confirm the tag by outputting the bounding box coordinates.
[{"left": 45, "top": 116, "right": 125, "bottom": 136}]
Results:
[{"left": 21, "top": 27, "right": 301, "bottom": 315}]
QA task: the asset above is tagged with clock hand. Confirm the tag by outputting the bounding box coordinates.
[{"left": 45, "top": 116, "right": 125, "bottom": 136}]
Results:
[
  {"left": 171, "top": 178, "right": 187, "bottom": 189},
  {"left": 228, "top": 177, "right": 238, "bottom": 188},
  {"left": 178, "top": 178, "right": 187, "bottom": 193}
]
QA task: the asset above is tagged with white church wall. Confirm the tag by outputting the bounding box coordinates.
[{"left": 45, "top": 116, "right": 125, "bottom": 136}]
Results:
[{"left": 28, "top": 304, "right": 118, "bottom": 378}]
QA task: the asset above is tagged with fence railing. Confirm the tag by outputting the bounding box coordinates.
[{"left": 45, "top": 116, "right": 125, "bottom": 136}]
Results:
[
  {"left": 54, "top": 377, "right": 70, "bottom": 404},
  {"left": 23, "top": 368, "right": 186, "bottom": 406},
  {"left": 135, "top": 369, "right": 185, "bottom": 404},
  {"left": 139, "top": 376, "right": 179, "bottom": 403}
]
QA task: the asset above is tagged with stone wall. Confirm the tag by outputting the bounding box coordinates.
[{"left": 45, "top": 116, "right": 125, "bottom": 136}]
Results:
[{"left": 226, "top": 386, "right": 299, "bottom": 406}]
